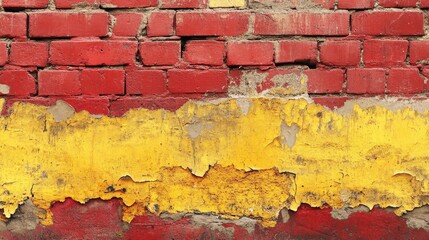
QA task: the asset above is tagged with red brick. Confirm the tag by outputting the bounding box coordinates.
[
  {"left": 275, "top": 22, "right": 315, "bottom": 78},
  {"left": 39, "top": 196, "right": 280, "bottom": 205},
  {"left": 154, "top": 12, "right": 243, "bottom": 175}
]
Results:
[
  {"left": 101, "top": 0, "right": 158, "bottom": 8},
  {"left": 251, "top": 0, "right": 335, "bottom": 8},
  {"left": 29, "top": 12, "right": 109, "bottom": 37},
  {"left": 346, "top": 68, "right": 386, "bottom": 94},
  {"left": 38, "top": 70, "right": 81, "bottom": 96},
  {"left": 227, "top": 42, "right": 274, "bottom": 66},
  {"left": 55, "top": 0, "right": 98, "bottom": 8},
  {"left": 139, "top": 41, "right": 180, "bottom": 66},
  {"left": 421, "top": 0, "right": 429, "bottom": 8},
  {"left": 0, "top": 13, "right": 27, "bottom": 37},
  {"left": 312, "top": 96, "right": 349, "bottom": 109},
  {"left": 338, "top": 0, "right": 374, "bottom": 9},
  {"left": 378, "top": 0, "right": 417, "bottom": 7},
  {"left": 161, "top": 0, "right": 206, "bottom": 8},
  {"left": 254, "top": 12, "right": 349, "bottom": 36},
  {"left": 320, "top": 41, "right": 361, "bottom": 66},
  {"left": 176, "top": 12, "right": 250, "bottom": 36},
  {"left": 0, "top": 43, "right": 8, "bottom": 66},
  {"left": 168, "top": 69, "right": 228, "bottom": 93},
  {"left": 363, "top": 40, "right": 408, "bottom": 67},
  {"left": 184, "top": 41, "right": 225, "bottom": 66},
  {"left": 126, "top": 70, "right": 167, "bottom": 95},
  {"left": 0, "top": 71, "right": 36, "bottom": 96},
  {"left": 112, "top": 12, "right": 144, "bottom": 37},
  {"left": 275, "top": 41, "right": 317, "bottom": 64},
  {"left": 3, "top": 0, "right": 49, "bottom": 8},
  {"left": 305, "top": 69, "right": 344, "bottom": 93},
  {"left": 147, "top": 11, "right": 175, "bottom": 37},
  {"left": 110, "top": 97, "right": 189, "bottom": 116},
  {"left": 409, "top": 41, "right": 429, "bottom": 64},
  {"left": 50, "top": 40, "right": 137, "bottom": 66},
  {"left": 387, "top": 68, "right": 424, "bottom": 94},
  {"left": 62, "top": 97, "right": 109, "bottom": 115},
  {"left": 81, "top": 69, "right": 124, "bottom": 95},
  {"left": 352, "top": 11, "right": 424, "bottom": 36},
  {"left": 10, "top": 42, "right": 49, "bottom": 67}
]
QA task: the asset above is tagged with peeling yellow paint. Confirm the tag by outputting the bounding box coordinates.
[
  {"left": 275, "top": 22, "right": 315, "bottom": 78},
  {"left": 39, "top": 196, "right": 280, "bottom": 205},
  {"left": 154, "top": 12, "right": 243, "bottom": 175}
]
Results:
[
  {"left": 1, "top": 98, "right": 429, "bottom": 227},
  {"left": 209, "top": 0, "right": 246, "bottom": 8}
]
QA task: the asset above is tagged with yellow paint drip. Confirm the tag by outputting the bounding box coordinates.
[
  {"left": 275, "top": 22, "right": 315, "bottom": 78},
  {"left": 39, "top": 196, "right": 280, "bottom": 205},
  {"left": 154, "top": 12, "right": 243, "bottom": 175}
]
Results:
[{"left": 1, "top": 98, "right": 429, "bottom": 227}]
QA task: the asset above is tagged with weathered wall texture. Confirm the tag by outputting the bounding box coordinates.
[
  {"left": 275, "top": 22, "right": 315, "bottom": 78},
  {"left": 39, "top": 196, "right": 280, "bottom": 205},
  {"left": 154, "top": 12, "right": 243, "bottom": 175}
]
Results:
[{"left": 1, "top": 0, "right": 429, "bottom": 239}]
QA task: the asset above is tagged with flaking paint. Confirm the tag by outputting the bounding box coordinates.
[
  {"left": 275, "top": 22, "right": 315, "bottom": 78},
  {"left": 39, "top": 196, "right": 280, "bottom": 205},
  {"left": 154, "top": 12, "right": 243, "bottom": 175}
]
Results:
[{"left": 1, "top": 98, "right": 429, "bottom": 227}]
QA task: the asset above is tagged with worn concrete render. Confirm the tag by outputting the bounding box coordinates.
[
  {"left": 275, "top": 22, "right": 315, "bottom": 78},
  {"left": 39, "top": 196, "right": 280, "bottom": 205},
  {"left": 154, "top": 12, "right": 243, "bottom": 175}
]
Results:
[{"left": 1, "top": 98, "right": 429, "bottom": 227}]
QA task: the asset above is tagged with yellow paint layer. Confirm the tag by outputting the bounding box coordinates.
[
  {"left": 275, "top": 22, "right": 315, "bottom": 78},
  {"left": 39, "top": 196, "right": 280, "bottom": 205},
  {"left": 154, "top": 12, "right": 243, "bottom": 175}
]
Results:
[
  {"left": 209, "top": 0, "right": 246, "bottom": 8},
  {"left": 1, "top": 98, "right": 429, "bottom": 227}
]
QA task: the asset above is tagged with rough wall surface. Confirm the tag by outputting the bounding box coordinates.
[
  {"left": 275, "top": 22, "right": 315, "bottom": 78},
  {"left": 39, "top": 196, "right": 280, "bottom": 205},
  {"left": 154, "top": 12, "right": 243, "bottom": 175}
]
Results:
[{"left": 1, "top": 0, "right": 429, "bottom": 239}]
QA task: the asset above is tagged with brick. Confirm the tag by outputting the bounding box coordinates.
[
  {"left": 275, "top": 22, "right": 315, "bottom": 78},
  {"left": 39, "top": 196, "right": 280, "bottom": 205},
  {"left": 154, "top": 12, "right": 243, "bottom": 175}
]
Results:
[
  {"left": 346, "top": 68, "right": 386, "bottom": 94},
  {"left": 112, "top": 12, "right": 144, "bottom": 37},
  {"left": 305, "top": 69, "right": 344, "bottom": 93},
  {"left": 161, "top": 0, "right": 206, "bottom": 8},
  {"left": 0, "top": 43, "right": 8, "bottom": 66},
  {"left": 168, "top": 69, "right": 228, "bottom": 93},
  {"left": 38, "top": 70, "right": 81, "bottom": 96},
  {"left": 55, "top": 0, "right": 99, "bottom": 8},
  {"left": 184, "top": 41, "right": 225, "bottom": 66},
  {"left": 176, "top": 12, "right": 250, "bottom": 36},
  {"left": 338, "top": 0, "right": 374, "bottom": 8},
  {"left": 387, "top": 68, "right": 424, "bottom": 94},
  {"left": 409, "top": 41, "right": 429, "bottom": 64},
  {"left": 363, "top": 40, "right": 408, "bottom": 67},
  {"left": 320, "top": 41, "right": 361, "bottom": 66},
  {"left": 227, "top": 42, "right": 274, "bottom": 66},
  {"left": 3, "top": 0, "right": 49, "bottom": 8},
  {"left": 50, "top": 40, "right": 137, "bottom": 66},
  {"left": 378, "top": 0, "right": 417, "bottom": 7},
  {"left": 10, "top": 42, "right": 49, "bottom": 67},
  {"left": 81, "top": 69, "right": 125, "bottom": 95},
  {"left": 421, "top": 0, "right": 429, "bottom": 8},
  {"left": 0, "top": 13, "right": 27, "bottom": 37},
  {"left": 312, "top": 96, "right": 349, "bottom": 109},
  {"left": 100, "top": 0, "right": 158, "bottom": 8},
  {"left": 352, "top": 11, "right": 424, "bottom": 36},
  {"left": 254, "top": 12, "right": 349, "bottom": 36},
  {"left": 139, "top": 41, "right": 180, "bottom": 66},
  {"left": 0, "top": 71, "right": 36, "bottom": 96},
  {"left": 275, "top": 41, "right": 317, "bottom": 64},
  {"left": 126, "top": 70, "right": 167, "bottom": 95},
  {"left": 110, "top": 97, "right": 189, "bottom": 116},
  {"left": 62, "top": 97, "right": 109, "bottom": 115},
  {"left": 250, "top": 0, "right": 335, "bottom": 9},
  {"left": 147, "top": 11, "right": 175, "bottom": 37},
  {"left": 29, "top": 12, "right": 109, "bottom": 37}
]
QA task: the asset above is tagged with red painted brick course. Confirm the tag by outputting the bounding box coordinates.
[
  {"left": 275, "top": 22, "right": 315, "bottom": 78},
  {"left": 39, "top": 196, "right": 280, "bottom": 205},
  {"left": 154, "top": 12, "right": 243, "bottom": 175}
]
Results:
[
  {"left": 338, "top": 0, "right": 374, "bottom": 9},
  {"left": 176, "top": 12, "right": 250, "bottom": 36},
  {"left": 10, "top": 42, "right": 49, "bottom": 67},
  {"left": 126, "top": 70, "right": 167, "bottom": 95},
  {"left": 352, "top": 11, "right": 424, "bottom": 36},
  {"left": 139, "top": 41, "right": 181, "bottom": 66},
  {"left": 305, "top": 69, "right": 344, "bottom": 93},
  {"left": 184, "top": 41, "right": 225, "bottom": 66},
  {"left": 29, "top": 12, "right": 109, "bottom": 38},
  {"left": 410, "top": 41, "right": 429, "bottom": 64},
  {"left": 112, "top": 12, "right": 145, "bottom": 37},
  {"left": 3, "top": 0, "right": 49, "bottom": 8},
  {"left": 378, "top": 0, "right": 418, "bottom": 7},
  {"left": 363, "top": 40, "right": 408, "bottom": 67},
  {"left": 346, "top": 68, "right": 386, "bottom": 94},
  {"left": 38, "top": 70, "right": 81, "bottom": 96},
  {"left": 50, "top": 40, "right": 137, "bottom": 66},
  {"left": 0, "top": 13, "right": 27, "bottom": 38},
  {"left": 254, "top": 12, "right": 349, "bottom": 36},
  {"left": 0, "top": 71, "right": 36, "bottom": 96},
  {"left": 227, "top": 42, "right": 274, "bottom": 66},
  {"left": 320, "top": 41, "right": 361, "bottom": 66},
  {"left": 275, "top": 41, "right": 317, "bottom": 64},
  {"left": 81, "top": 69, "right": 125, "bottom": 95},
  {"left": 168, "top": 69, "right": 228, "bottom": 93},
  {"left": 147, "top": 11, "right": 175, "bottom": 37},
  {"left": 387, "top": 68, "right": 425, "bottom": 94}
]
